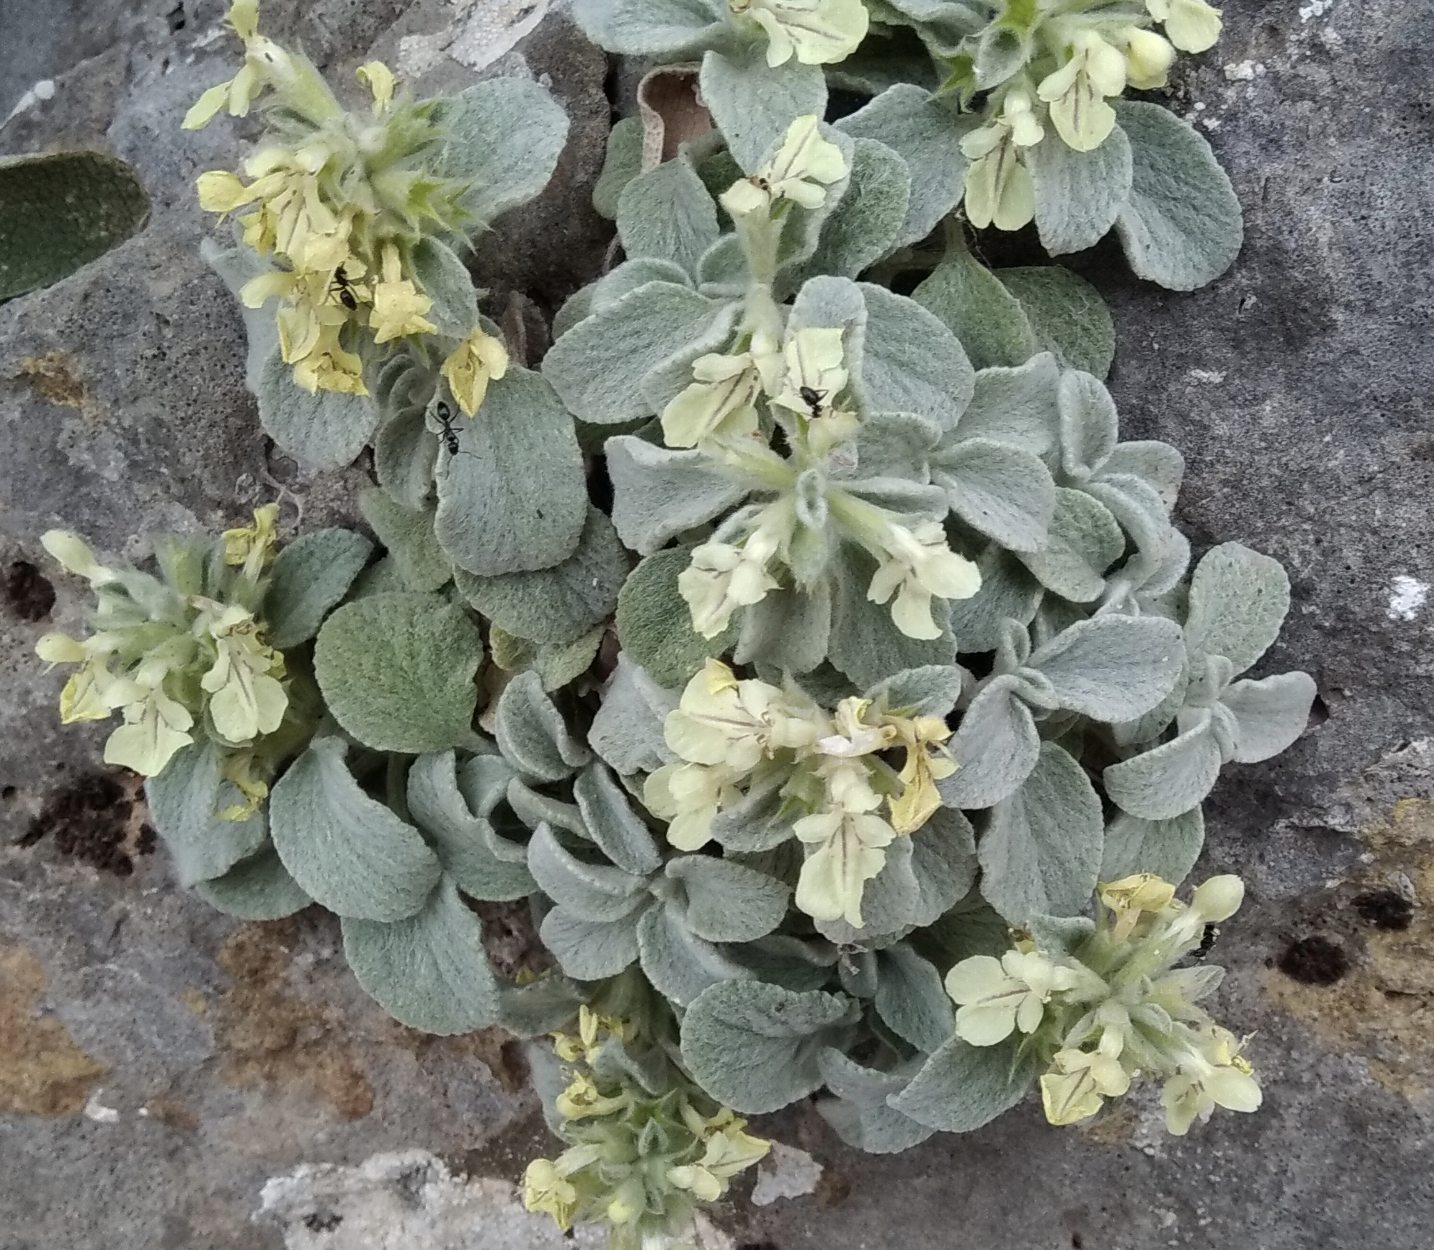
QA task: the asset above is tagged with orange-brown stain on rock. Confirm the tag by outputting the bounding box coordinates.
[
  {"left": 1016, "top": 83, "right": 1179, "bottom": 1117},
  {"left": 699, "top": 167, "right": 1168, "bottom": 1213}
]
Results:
[
  {"left": 213, "top": 920, "right": 373, "bottom": 1121},
  {"left": 1265, "top": 798, "right": 1434, "bottom": 1102},
  {"left": 0, "top": 944, "right": 109, "bottom": 1116},
  {"left": 19, "top": 351, "right": 91, "bottom": 414}
]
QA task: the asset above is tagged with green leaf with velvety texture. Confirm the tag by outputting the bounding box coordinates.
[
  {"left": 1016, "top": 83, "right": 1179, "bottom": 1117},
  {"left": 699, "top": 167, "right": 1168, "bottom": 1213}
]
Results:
[
  {"left": 666, "top": 855, "right": 791, "bottom": 942},
  {"left": 269, "top": 738, "right": 442, "bottom": 921},
  {"left": 889, "top": 1034, "right": 1035, "bottom": 1131},
  {"left": 617, "top": 547, "right": 740, "bottom": 687},
  {"left": 1100, "top": 809, "right": 1205, "bottom": 884},
  {"left": 701, "top": 46, "right": 827, "bottom": 174},
  {"left": 342, "top": 877, "right": 499, "bottom": 1034},
  {"left": 574, "top": 762, "right": 664, "bottom": 876},
  {"left": 359, "top": 488, "right": 451, "bottom": 592},
  {"left": 192, "top": 844, "right": 312, "bottom": 920},
  {"left": 433, "top": 367, "right": 587, "bottom": 576},
  {"left": 255, "top": 351, "right": 379, "bottom": 471},
  {"left": 606, "top": 438, "right": 751, "bottom": 555},
  {"left": 1027, "top": 126, "right": 1132, "bottom": 255},
  {"left": 939, "top": 677, "right": 1040, "bottom": 809},
  {"left": 790, "top": 141, "right": 910, "bottom": 283},
  {"left": 875, "top": 944, "right": 955, "bottom": 1053},
  {"left": 681, "top": 980, "right": 859, "bottom": 1113},
  {"left": 1026, "top": 615, "right": 1185, "bottom": 721},
  {"left": 593, "top": 116, "right": 644, "bottom": 219},
  {"left": 314, "top": 592, "right": 480, "bottom": 754},
  {"left": 145, "top": 744, "right": 267, "bottom": 886},
  {"left": 1183, "top": 542, "right": 1291, "bottom": 675},
  {"left": 494, "top": 671, "right": 592, "bottom": 781},
  {"left": 978, "top": 742, "right": 1103, "bottom": 923},
  {"left": 857, "top": 283, "right": 973, "bottom": 429},
  {"left": 454, "top": 507, "right": 627, "bottom": 645},
  {"left": 1103, "top": 717, "right": 1222, "bottom": 820},
  {"left": 996, "top": 266, "right": 1116, "bottom": 379},
  {"left": 617, "top": 157, "right": 721, "bottom": 279},
  {"left": 913, "top": 254, "right": 1034, "bottom": 372},
  {"left": 1112, "top": 100, "right": 1243, "bottom": 292},
  {"left": 263, "top": 527, "right": 373, "bottom": 649}
]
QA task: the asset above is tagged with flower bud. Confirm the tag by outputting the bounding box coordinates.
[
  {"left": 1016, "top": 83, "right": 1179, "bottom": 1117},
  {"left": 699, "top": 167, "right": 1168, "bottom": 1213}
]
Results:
[
  {"left": 1124, "top": 27, "right": 1176, "bottom": 88},
  {"left": 1191, "top": 874, "right": 1245, "bottom": 923}
]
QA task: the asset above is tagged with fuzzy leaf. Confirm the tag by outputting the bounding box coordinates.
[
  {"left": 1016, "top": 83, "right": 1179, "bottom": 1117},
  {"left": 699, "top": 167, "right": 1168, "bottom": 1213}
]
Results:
[
  {"left": 1100, "top": 808, "right": 1205, "bottom": 884},
  {"left": 701, "top": 46, "right": 827, "bottom": 174},
  {"left": 593, "top": 257, "right": 695, "bottom": 309},
  {"left": 868, "top": 664, "right": 965, "bottom": 718},
  {"left": 617, "top": 546, "right": 740, "bottom": 687},
  {"left": 978, "top": 742, "right": 1103, "bottom": 923},
  {"left": 497, "top": 977, "right": 587, "bottom": 1038},
  {"left": 1056, "top": 369, "right": 1118, "bottom": 478},
  {"left": 588, "top": 656, "right": 679, "bottom": 775},
  {"left": 574, "top": 762, "right": 664, "bottom": 876},
  {"left": 639, "top": 905, "right": 753, "bottom": 1007},
  {"left": 541, "top": 906, "right": 643, "bottom": 980},
  {"left": 945, "top": 546, "right": 1044, "bottom": 654},
  {"left": 455, "top": 506, "right": 627, "bottom": 645},
  {"left": 543, "top": 282, "right": 736, "bottom": 424},
  {"left": 932, "top": 436, "right": 1055, "bottom": 552},
  {"left": 733, "top": 582, "right": 833, "bottom": 676},
  {"left": 836, "top": 84, "right": 968, "bottom": 248},
  {"left": 996, "top": 267, "right": 1116, "bottom": 380},
  {"left": 263, "top": 527, "right": 373, "bottom": 649},
  {"left": 145, "top": 744, "right": 267, "bottom": 886},
  {"left": 1103, "top": 718, "right": 1222, "bottom": 820},
  {"left": 191, "top": 845, "right": 312, "bottom": 920},
  {"left": 0, "top": 151, "right": 149, "bottom": 299},
  {"left": 913, "top": 253, "right": 1034, "bottom": 372},
  {"left": 433, "top": 367, "right": 587, "bottom": 576},
  {"left": 406, "top": 751, "right": 535, "bottom": 900},
  {"left": 856, "top": 283, "right": 973, "bottom": 429},
  {"left": 875, "top": 944, "right": 955, "bottom": 1053},
  {"left": 617, "top": 157, "right": 721, "bottom": 279},
  {"left": 437, "top": 77, "right": 569, "bottom": 223},
  {"left": 1017, "top": 487, "right": 1124, "bottom": 601},
  {"left": 1112, "top": 101, "right": 1243, "bottom": 291},
  {"left": 409, "top": 237, "right": 478, "bottom": 335},
  {"left": 907, "top": 806, "right": 980, "bottom": 927},
  {"left": 341, "top": 878, "right": 499, "bottom": 1034},
  {"left": 1223, "top": 671, "right": 1317, "bottom": 763},
  {"left": 314, "top": 592, "right": 480, "bottom": 754},
  {"left": 829, "top": 544, "right": 957, "bottom": 689},
  {"left": 1027, "top": 127, "right": 1133, "bottom": 255},
  {"left": 593, "top": 115, "right": 644, "bottom": 218},
  {"left": 527, "top": 822, "right": 647, "bottom": 922},
  {"left": 791, "top": 141, "right": 911, "bottom": 283},
  {"left": 956, "top": 353, "right": 1061, "bottom": 457},
  {"left": 494, "top": 671, "right": 592, "bottom": 781},
  {"left": 681, "top": 980, "right": 858, "bottom": 1114},
  {"left": 573, "top": 0, "right": 728, "bottom": 56},
  {"left": 255, "top": 351, "right": 379, "bottom": 471},
  {"left": 606, "top": 437, "right": 751, "bottom": 555},
  {"left": 269, "top": 738, "right": 442, "bottom": 921},
  {"left": 1027, "top": 615, "right": 1185, "bottom": 721},
  {"left": 359, "top": 488, "right": 450, "bottom": 592},
  {"left": 889, "top": 1035, "right": 1035, "bottom": 1131},
  {"left": 817, "top": 1051, "right": 935, "bottom": 1153},
  {"left": 1183, "top": 542, "right": 1292, "bottom": 675},
  {"left": 939, "top": 677, "right": 1040, "bottom": 809},
  {"left": 666, "top": 855, "right": 791, "bottom": 942}
]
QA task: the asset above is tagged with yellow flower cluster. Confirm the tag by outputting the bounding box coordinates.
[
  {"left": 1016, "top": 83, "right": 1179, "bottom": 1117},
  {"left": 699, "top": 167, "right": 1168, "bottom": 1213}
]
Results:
[
  {"left": 644, "top": 660, "right": 957, "bottom": 928},
  {"left": 35, "top": 509, "right": 289, "bottom": 794},
  {"left": 961, "top": 0, "right": 1224, "bottom": 231},
  {"left": 185, "top": 1, "right": 507, "bottom": 412},
  {"left": 522, "top": 1007, "right": 769, "bottom": 1236},
  {"left": 944, "top": 873, "right": 1261, "bottom": 1135}
]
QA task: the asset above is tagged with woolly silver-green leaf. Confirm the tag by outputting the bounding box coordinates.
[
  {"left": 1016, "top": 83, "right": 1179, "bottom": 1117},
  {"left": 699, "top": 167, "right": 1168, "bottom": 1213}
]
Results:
[
  {"left": 587, "top": 656, "right": 679, "bottom": 776},
  {"left": 638, "top": 905, "right": 753, "bottom": 1007},
  {"left": 606, "top": 437, "right": 751, "bottom": 555},
  {"left": 269, "top": 737, "right": 442, "bottom": 921},
  {"left": 997, "top": 267, "right": 1116, "bottom": 380},
  {"left": 191, "top": 844, "right": 313, "bottom": 920},
  {"left": 494, "top": 671, "right": 592, "bottom": 781},
  {"left": 1026, "top": 614, "right": 1185, "bottom": 722},
  {"left": 857, "top": 282, "right": 973, "bottom": 429},
  {"left": 254, "top": 351, "right": 379, "bottom": 471},
  {"left": 617, "top": 156, "right": 721, "bottom": 279},
  {"left": 932, "top": 436, "right": 1055, "bottom": 552},
  {"left": 913, "top": 253, "right": 1034, "bottom": 372},
  {"left": 433, "top": 367, "right": 587, "bottom": 576},
  {"left": 940, "top": 676, "right": 1040, "bottom": 809},
  {"left": 978, "top": 742, "right": 1103, "bottom": 923},
  {"left": 875, "top": 944, "right": 955, "bottom": 1053},
  {"left": 1100, "top": 808, "right": 1205, "bottom": 884},
  {"left": 540, "top": 905, "right": 643, "bottom": 980},
  {"left": 666, "top": 855, "right": 791, "bottom": 943},
  {"left": 341, "top": 877, "right": 499, "bottom": 1034},
  {"left": 1027, "top": 126, "right": 1133, "bottom": 255},
  {"left": 888, "top": 1034, "right": 1036, "bottom": 1132},
  {"left": 1103, "top": 717, "right": 1223, "bottom": 821},
  {"left": 358, "top": 488, "right": 451, "bottom": 593},
  {"left": 1223, "top": 671, "right": 1317, "bottom": 763},
  {"left": 616, "top": 547, "right": 740, "bottom": 687},
  {"left": 145, "top": 744, "right": 267, "bottom": 886},
  {"left": 574, "top": 762, "right": 664, "bottom": 876},
  {"left": 263, "top": 527, "right": 372, "bottom": 650},
  {"left": 1183, "top": 542, "right": 1292, "bottom": 675},
  {"left": 1016, "top": 486, "right": 1124, "bottom": 601},
  {"left": 701, "top": 45, "right": 827, "bottom": 174},
  {"left": 314, "top": 592, "right": 480, "bottom": 754}
]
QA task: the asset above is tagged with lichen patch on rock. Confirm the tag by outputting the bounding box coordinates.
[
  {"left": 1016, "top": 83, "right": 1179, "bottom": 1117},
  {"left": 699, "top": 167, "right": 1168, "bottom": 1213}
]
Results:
[{"left": 0, "top": 943, "right": 109, "bottom": 1116}]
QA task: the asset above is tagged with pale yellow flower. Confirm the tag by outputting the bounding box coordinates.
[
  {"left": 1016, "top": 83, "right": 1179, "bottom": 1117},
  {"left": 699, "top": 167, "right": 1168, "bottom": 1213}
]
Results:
[
  {"left": 1124, "top": 27, "right": 1177, "bottom": 89},
  {"left": 668, "top": 1116, "right": 770, "bottom": 1200},
  {"left": 643, "top": 760, "right": 744, "bottom": 852},
  {"left": 1146, "top": 0, "right": 1222, "bottom": 53},
  {"left": 356, "top": 60, "right": 396, "bottom": 113},
  {"left": 201, "top": 606, "right": 288, "bottom": 744},
  {"left": 1037, "top": 30, "right": 1128, "bottom": 152},
  {"left": 102, "top": 678, "right": 196, "bottom": 776},
  {"left": 769, "top": 325, "right": 848, "bottom": 417},
  {"left": 661, "top": 352, "right": 762, "bottom": 448},
  {"left": 865, "top": 521, "right": 981, "bottom": 640},
  {"left": 1040, "top": 1039, "right": 1131, "bottom": 1126},
  {"left": 678, "top": 526, "right": 784, "bottom": 639},
  {"left": 441, "top": 326, "right": 509, "bottom": 416},
  {"left": 794, "top": 805, "right": 896, "bottom": 928},
  {"left": 1099, "top": 872, "right": 1178, "bottom": 942},
  {"left": 369, "top": 244, "right": 437, "bottom": 344},
  {"left": 730, "top": 0, "right": 868, "bottom": 68},
  {"left": 945, "top": 950, "right": 1076, "bottom": 1045},
  {"left": 555, "top": 1072, "right": 629, "bottom": 1121},
  {"left": 1161, "top": 1025, "right": 1260, "bottom": 1135},
  {"left": 40, "top": 531, "right": 116, "bottom": 585},
  {"left": 887, "top": 714, "right": 956, "bottom": 835},
  {"left": 291, "top": 329, "right": 368, "bottom": 395},
  {"left": 720, "top": 114, "right": 848, "bottom": 216},
  {"left": 664, "top": 659, "right": 815, "bottom": 772},
  {"left": 222, "top": 503, "right": 280, "bottom": 581},
  {"left": 522, "top": 1157, "right": 578, "bottom": 1230},
  {"left": 960, "top": 91, "right": 1043, "bottom": 232}
]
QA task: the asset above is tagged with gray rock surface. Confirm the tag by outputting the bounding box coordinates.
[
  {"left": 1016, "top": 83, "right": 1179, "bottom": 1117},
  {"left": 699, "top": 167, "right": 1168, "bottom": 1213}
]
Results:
[{"left": 2, "top": 1, "right": 1432, "bottom": 1248}]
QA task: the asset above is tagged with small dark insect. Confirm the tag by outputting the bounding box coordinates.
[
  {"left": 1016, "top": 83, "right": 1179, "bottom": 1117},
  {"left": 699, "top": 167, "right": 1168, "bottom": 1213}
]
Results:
[
  {"left": 434, "top": 400, "right": 461, "bottom": 456},
  {"left": 330, "top": 265, "right": 359, "bottom": 311},
  {"left": 798, "top": 384, "right": 827, "bottom": 419},
  {"left": 1193, "top": 923, "right": 1219, "bottom": 960}
]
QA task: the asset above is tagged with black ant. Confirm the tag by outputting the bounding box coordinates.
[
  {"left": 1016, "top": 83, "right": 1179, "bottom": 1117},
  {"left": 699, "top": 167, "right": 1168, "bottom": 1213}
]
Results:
[
  {"left": 433, "top": 400, "right": 461, "bottom": 456},
  {"left": 798, "top": 385, "right": 827, "bottom": 419},
  {"left": 329, "top": 265, "right": 359, "bottom": 311},
  {"left": 1193, "top": 923, "right": 1219, "bottom": 960}
]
